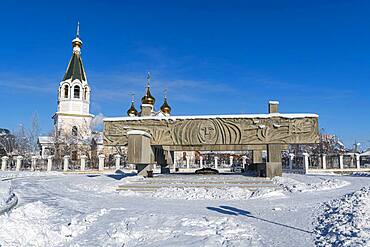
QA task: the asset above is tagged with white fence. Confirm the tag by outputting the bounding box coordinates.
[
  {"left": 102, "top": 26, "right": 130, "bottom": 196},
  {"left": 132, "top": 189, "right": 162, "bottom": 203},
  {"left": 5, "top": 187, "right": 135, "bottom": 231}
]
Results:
[
  {"left": 283, "top": 153, "right": 370, "bottom": 173},
  {"left": 0, "top": 154, "right": 132, "bottom": 173}
]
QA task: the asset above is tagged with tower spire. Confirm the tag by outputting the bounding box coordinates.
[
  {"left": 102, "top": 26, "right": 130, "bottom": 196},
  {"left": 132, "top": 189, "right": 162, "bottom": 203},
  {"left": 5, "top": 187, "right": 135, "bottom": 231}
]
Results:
[
  {"left": 76, "top": 21, "right": 80, "bottom": 38},
  {"left": 160, "top": 88, "right": 171, "bottom": 115},
  {"left": 127, "top": 93, "right": 138, "bottom": 116},
  {"left": 146, "top": 72, "right": 151, "bottom": 88}
]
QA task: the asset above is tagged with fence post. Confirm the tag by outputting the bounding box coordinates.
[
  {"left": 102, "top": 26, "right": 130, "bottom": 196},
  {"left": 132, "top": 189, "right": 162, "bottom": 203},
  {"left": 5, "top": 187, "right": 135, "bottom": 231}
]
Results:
[
  {"left": 98, "top": 154, "right": 105, "bottom": 171},
  {"left": 80, "top": 155, "right": 87, "bottom": 171},
  {"left": 31, "top": 156, "right": 37, "bottom": 171},
  {"left": 355, "top": 154, "right": 361, "bottom": 170},
  {"left": 242, "top": 155, "right": 247, "bottom": 170},
  {"left": 1, "top": 156, "right": 8, "bottom": 171},
  {"left": 339, "top": 155, "right": 344, "bottom": 170},
  {"left": 16, "top": 156, "right": 23, "bottom": 171},
  {"left": 322, "top": 154, "right": 327, "bottom": 170},
  {"left": 288, "top": 153, "right": 294, "bottom": 170},
  {"left": 47, "top": 156, "right": 53, "bottom": 172},
  {"left": 302, "top": 153, "right": 309, "bottom": 173},
  {"left": 229, "top": 155, "right": 233, "bottom": 167},
  {"left": 114, "top": 154, "right": 121, "bottom": 170},
  {"left": 63, "top": 155, "right": 70, "bottom": 172}
]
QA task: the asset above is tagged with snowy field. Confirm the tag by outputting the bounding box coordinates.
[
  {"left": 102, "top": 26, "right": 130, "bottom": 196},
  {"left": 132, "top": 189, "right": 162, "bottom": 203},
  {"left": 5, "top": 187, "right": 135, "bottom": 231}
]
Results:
[{"left": 0, "top": 171, "right": 369, "bottom": 246}]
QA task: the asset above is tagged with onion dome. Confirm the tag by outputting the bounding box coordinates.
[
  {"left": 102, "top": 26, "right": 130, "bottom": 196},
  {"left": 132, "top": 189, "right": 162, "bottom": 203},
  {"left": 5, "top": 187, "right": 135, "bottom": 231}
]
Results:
[
  {"left": 160, "top": 97, "right": 171, "bottom": 115},
  {"left": 127, "top": 102, "right": 138, "bottom": 116},
  {"left": 141, "top": 72, "right": 155, "bottom": 105},
  {"left": 141, "top": 87, "right": 155, "bottom": 105},
  {"left": 127, "top": 95, "right": 138, "bottom": 116}
]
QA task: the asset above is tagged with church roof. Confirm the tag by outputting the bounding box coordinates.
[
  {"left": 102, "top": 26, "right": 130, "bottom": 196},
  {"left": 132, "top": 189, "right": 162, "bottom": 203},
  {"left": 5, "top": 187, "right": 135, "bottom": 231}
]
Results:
[{"left": 63, "top": 51, "right": 87, "bottom": 82}]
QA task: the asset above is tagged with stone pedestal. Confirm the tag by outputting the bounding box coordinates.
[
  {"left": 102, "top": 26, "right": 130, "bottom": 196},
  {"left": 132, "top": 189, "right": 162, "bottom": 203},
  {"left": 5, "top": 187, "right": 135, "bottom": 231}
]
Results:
[
  {"left": 31, "top": 156, "right": 37, "bottom": 171},
  {"left": 98, "top": 154, "right": 105, "bottom": 171},
  {"left": 80, "top": 155, "right": 87, "bottom": 171},
  {"left": 63, "top": 156, "right": 69, "bottom": 172},
  {"left": 303, "top": 153, "right": 309, "bottom": 173},
  {"left": 322, "top": 154, "right": 327, "bottom": 170},
  {"left": 1, "top": 156, "right": 8, "bottom": 171},
  {"left": 47, "top": 156, "right": 53, "bottom": 172},
  {"left": 114, "top": 154, "right": 121, "bottom": 170}
]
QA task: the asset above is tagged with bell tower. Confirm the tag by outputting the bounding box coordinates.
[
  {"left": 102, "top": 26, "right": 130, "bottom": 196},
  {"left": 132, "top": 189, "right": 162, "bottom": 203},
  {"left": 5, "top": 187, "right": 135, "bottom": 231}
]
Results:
[{"left": 53, "top": 22, "right": 93, "bottom": 138}]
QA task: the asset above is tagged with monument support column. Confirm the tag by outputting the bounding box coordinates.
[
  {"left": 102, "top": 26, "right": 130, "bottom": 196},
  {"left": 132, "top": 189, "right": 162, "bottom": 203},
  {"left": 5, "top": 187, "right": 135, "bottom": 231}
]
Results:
[
  {"left": 63, "top": 155, "right": 69, "bottom": 172},
  {"left": 98, "top": 154, "right": 105, "bottom": 171},
  {"left": 47, "top": 156, "right": 53, "bottom": 172},
  {"left": 186, "top": 156, "right": 190, "bottom": 169},
  {"left": 200, "top": 156, "right": 203, "bottom": 168},
  {"left": 114, "top": 154, "right": 121, "bottom": 170},
  {"left": 253, "top": 150, "right": 263, "bottom": 164},
  {"left": 215, "top": 156, "right": 219, "bottom": 169},
  {"left": 322, "top": 154, "right": 327, "bottom": 170},
  {"left": 229, "top": 155, "right": 233, "bottom": 166},
  {"left": 1, "top": 156, "right": 8, "bottom": 171},
  {"left": 127, "top": 130, "right": 153, "bottom": 177},
  {"left": 16, "top": 156, "right": 23, "bottom": 171},
  {"left": 80, "top": 155, "right": 87, "bottom": 171},
  {"left": 266, "top": 144, "right": 283, "bottom": 178}
]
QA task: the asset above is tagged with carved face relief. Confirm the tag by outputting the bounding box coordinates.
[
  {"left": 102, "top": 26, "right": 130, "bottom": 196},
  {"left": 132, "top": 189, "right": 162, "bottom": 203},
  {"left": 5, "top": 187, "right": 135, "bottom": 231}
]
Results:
[{"left": 198, "top": 121, "right": 217, "bottom": 144}]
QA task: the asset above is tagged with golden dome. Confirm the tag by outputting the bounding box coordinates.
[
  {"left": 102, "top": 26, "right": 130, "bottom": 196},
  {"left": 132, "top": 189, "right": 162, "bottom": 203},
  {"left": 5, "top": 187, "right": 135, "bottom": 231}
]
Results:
[
  {"left": 127, "top": 101, "right": 138, "bottom": 116},
  {"left": 141, "top": 87, "right": 155, "bottom": 105},
  {"left": 160, "top": 97, "right": 171, "bottom": 114}
]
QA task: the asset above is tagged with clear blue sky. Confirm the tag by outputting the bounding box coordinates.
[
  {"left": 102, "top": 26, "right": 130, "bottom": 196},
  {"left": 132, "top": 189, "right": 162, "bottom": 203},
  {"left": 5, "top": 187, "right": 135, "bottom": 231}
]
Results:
[{"left": 0, "top": 0, "right": 369, "bottom": 148}]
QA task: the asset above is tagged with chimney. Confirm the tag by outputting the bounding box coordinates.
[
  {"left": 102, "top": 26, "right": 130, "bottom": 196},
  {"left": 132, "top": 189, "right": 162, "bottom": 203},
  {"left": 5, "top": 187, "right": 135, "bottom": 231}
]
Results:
[{"left": 268, "top": 101, "right": 279, "bottom": 114}]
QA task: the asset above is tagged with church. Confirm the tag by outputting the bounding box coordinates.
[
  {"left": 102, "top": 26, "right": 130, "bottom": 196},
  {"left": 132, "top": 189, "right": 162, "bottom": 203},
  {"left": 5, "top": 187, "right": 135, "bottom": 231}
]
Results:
[
  {"left": 39, "top": 24, "right": 98, "bottom": 161},
  {"left": 38, "top": 24, "right": 172, "bottom": 163}
]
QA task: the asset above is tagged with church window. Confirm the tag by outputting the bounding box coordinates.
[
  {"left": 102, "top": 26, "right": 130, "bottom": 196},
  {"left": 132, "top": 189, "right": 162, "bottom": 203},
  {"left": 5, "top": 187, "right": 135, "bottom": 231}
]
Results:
[
  {"left": 84, "top": 87, "right": 88, "bottom": 100},
  {"left": 74, "top": 85, "right": 80, "bottom": 99},
  {"left": 72, "top": 126, "right": 78, "bottom": 136},
  {"left": 64, "top": 85, "right": 69, "bottom": 98}
]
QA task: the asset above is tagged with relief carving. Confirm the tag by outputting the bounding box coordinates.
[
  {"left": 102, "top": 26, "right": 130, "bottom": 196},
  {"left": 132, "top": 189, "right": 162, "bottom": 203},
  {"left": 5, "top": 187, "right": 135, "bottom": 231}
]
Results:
[{"left": 104, "top": 116, "right": 319, "bottom": 146}]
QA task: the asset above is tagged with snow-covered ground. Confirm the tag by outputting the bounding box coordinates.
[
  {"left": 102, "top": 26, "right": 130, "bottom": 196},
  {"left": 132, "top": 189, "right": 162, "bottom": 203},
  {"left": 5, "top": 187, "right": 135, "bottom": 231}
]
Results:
[{"left": 0, "top": 172, "right": 369, "bottom": 246}]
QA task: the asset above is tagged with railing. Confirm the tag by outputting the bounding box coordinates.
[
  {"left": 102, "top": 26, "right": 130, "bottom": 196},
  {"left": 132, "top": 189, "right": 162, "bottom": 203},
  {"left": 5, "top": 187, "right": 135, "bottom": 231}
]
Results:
[{"left": 283, "top": 153, "right": 370, "bottom": 173}]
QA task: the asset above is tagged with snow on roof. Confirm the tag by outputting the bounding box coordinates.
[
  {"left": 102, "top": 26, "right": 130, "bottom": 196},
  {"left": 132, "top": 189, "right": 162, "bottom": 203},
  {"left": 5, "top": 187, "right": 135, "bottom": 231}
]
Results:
[
  {"left": 38, "top": 136, "right": 54, "bottom": 144},
  {"left": 104, "top": 113, "right": 319, "bottom": 122},
  {"left": 269, "top": 101, "right": 279, "bottom": 105}
]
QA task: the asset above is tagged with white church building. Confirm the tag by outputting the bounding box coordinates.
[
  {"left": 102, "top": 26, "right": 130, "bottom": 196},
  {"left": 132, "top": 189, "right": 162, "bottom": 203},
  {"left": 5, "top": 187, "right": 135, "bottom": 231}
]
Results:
[{"left": 38, "top": 24, "right": 102, "bottom": 160}]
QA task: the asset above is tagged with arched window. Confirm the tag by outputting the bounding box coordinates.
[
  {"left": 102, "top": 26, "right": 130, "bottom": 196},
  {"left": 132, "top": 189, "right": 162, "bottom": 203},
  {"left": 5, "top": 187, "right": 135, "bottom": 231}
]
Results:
[
  {"left": 72, "top": 126, "right": 78, "bottom": 136},
  {"left": 64, "top": 85, "right": 69, "bottom": 98},
  {"left": 84, "top": 87, "right": 88, "bottom": 100},
  {"left": 74, "top": 85, "right": 80, "bottom": 99}
]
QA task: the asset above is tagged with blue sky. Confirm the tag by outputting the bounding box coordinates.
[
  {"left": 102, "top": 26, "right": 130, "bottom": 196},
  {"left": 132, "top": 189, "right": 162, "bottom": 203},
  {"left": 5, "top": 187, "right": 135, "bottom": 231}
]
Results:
[{"left": 0, "top": 0, "right": 369, "bottom": 148}]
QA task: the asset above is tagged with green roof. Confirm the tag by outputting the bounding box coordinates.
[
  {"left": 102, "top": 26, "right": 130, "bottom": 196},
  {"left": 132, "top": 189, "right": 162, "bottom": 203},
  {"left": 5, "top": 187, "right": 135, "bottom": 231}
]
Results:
[{"left": 63, "top": 52, "right": 86, "bottom": 81}]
